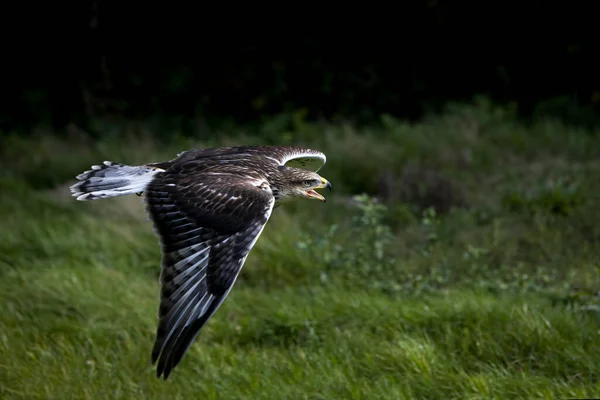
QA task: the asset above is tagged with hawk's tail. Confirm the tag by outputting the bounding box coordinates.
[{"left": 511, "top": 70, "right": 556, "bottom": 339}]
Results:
[{"left": 70, "top": 161, "right": 164, "bottom": 201}]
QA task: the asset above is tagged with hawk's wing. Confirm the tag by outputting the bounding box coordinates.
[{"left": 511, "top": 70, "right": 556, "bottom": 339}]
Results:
[
  {"left": 164, "top": 146, "right": 327, "bottom": 173},
  {"left": 145, "top": 171, "right": 275, "bottom": 379},
  {"left": 276, "top": 147, "right": 327, "bottom": 173}
]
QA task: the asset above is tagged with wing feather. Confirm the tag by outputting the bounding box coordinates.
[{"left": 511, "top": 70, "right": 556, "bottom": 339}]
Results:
[
  {"left": 248, "top": 146, "right": 327, "bottom": 172},
  {"left": 154, "top": 145, "right": 327, "bottom": 173},
  {"left": 145, "top": 172, "right": 274, "bottom": 379},
  {"left": 276, "top": 148, "right": 327, "bottom": 172}
]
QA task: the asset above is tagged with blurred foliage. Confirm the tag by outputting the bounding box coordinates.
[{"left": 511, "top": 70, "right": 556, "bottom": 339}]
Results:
[
  {"left": 502, "top": 178, "right": 583, "bottom": 217},
  {"left": 2, "top": 3, "right": 599, "bottom": 133}
]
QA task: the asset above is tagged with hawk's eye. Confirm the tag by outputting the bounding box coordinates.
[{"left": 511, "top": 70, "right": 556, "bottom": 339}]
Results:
[{"left": 302, "top": 180, "right": 313, "bottom": 187}]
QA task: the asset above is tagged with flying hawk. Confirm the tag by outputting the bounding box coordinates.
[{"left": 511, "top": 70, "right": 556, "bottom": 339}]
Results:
[{"left": 70, "top": 145, "right": 332, "bottom": 379}]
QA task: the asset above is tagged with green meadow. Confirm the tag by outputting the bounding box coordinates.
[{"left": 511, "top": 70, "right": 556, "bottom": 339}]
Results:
[{"left": 1, "top": 100, "right": 599, "bottom": 399}]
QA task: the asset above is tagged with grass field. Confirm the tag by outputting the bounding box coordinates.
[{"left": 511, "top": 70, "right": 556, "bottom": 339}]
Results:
[{"left": 1, "top": 100, "right": 600, "bottom": 399}]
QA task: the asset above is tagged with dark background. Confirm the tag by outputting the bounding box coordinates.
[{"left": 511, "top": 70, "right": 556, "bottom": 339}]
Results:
[{"left": 2, "top": 1, "right": 598, "bottom": 134}]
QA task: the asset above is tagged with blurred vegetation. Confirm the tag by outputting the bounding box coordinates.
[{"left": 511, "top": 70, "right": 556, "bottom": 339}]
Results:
[
  {"left": 3, "top": 3, "right": 599, "bottom": 132},
  {"left": 1, "top": 100, "right": 600, "bottom": 398}
]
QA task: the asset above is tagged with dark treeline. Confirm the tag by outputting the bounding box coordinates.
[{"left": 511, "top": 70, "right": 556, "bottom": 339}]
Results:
[{"left": 2, "top": 2, "right": 599, "bottom": 133}]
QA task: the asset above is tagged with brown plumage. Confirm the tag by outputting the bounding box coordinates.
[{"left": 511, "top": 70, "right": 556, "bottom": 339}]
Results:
[{"left": 70, "top": 145, "right": 331, "bottom": 379}]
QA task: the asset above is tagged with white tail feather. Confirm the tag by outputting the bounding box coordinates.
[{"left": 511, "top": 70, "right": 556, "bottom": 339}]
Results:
[{"left": 70, "top": 161, "right": 164, "bottom": 201}]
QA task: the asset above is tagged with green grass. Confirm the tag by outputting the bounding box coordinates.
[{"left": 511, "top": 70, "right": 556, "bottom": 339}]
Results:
[{"left": 1, "top": 99, "right": 600, "bottom": 399}]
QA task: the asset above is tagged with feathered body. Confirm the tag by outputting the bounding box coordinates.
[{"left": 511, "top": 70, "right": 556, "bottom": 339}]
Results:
[{"left": 70, "top": 145, "right": 331, "bottom": 379}]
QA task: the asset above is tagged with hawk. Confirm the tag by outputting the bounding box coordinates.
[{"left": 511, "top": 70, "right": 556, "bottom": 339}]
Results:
[{"left": 70, "top": 145, "right": 332, "bottom": 379}]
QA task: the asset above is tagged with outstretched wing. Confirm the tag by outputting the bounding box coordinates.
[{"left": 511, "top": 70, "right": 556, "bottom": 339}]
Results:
[
  {"left": 145, "top": 171, "right": 275, "bottom": 379},
  {"left": 162, "top": 146, "right": 327, "bottom": 173}
]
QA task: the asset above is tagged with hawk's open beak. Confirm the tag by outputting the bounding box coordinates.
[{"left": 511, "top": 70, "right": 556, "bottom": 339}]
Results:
[{"left": 306, "top": 177, "right": 332, "bottom": 202}]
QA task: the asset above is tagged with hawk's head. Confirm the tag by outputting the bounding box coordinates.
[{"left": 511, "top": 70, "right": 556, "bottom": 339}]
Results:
[{"left": 271, "top": 166, "right": 332, "bottom": 203}]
